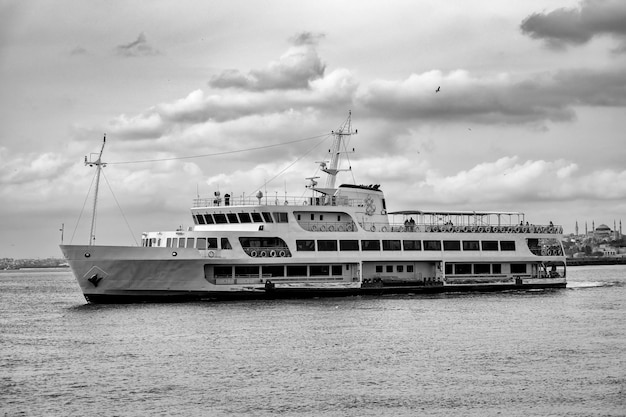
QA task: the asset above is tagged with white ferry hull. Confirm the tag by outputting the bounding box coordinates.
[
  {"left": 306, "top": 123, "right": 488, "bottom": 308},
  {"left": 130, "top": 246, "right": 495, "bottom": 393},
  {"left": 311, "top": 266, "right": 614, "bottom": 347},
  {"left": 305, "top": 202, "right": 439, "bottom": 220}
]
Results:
[{"left": 61, "top": 244, "right": 566, "bottom": 304}]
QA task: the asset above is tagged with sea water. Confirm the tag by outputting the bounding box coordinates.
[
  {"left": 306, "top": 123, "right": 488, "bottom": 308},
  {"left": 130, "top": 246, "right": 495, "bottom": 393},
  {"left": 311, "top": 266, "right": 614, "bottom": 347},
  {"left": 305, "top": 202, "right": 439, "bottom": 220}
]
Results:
[{"left": 1, "top": 266, "right": 624, "bottom": 416}]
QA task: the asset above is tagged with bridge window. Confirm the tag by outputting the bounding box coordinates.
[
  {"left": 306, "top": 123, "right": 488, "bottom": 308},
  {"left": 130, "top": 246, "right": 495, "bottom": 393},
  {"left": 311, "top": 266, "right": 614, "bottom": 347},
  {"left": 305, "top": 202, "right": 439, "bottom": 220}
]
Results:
[
  {"left": 238, "top": 212, "right": 252, "bottom": 223},
  {"left": 251, "top": 212, "right": 263, "bottom": 222},
  {"left": 463, "top": 241, "right": 480, "bottom": 251},
  {"left": 296, "top": 240, "right": 315, "bottom": 251},
  {"left": 382, "top": 240, "right": 401, "bottom": 251},
  {"left": 481, "top": 241, "right": 499, "bottom": 251},
  {"left": 443, "top": 240, "right": 461, "bottom": 251},
  {"left": 213, "top": 213, "right": 227, "bottom": 224},
  {"left": 500, "top": 241, "right": 516, "bottom": 251},
  {"left": 195, "top": 214, "right": 205, "bottom": 225},
  {"left": 339, "top": 240, "right": 360, "bottom": 251},
  {"left": 423, "top": 240, "right": 442, "bottom": 251},
  {"left": 317, "top": 240, "right": 338, "bottom": 251},
  {"left": 227, "top": 213, "right": 239, "bottom": 223},
  {"left": 203, "top": 214, "right": 214, "bottom": 224},
  {"left": 262, "top": 212, "right": 274, "bottom": 222},
  {"left": 403, "top": 240, "right": 422, "bottom": 251}
]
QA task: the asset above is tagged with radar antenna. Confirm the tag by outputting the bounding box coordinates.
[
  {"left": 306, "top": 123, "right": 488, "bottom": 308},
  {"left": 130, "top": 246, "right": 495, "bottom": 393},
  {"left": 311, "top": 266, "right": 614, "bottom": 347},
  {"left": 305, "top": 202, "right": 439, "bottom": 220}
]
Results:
[{"left": 85, "top": 134, "right": 107, "bottom": 245}]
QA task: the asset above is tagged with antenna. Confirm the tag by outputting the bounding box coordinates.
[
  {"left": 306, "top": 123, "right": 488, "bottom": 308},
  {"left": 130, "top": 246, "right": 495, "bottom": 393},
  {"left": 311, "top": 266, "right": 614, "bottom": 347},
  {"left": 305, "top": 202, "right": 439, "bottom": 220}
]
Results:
[
  {"left": 85, "top": 134, "right": 107, "bottom": 245},
  {"left": 322, "top": 110, "right": 356, "bottom": 190}
]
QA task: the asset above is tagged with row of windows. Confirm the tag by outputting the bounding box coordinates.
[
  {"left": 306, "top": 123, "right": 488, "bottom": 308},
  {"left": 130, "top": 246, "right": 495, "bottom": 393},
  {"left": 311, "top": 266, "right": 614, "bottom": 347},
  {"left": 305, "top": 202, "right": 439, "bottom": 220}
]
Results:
[
  {"left": 193, "top": 211, "right": 288, "bottom": 225},
  {"left": 214, "top": 264, "right": 344, "bottom": 278},
  {"left": 296, "top": 239, "right": 516, "bottom": 252},
  {"left": 163, "top": 237, "right": 232, "bottom": 250},
  {"left": 375, "top": 264, "right": 415, "bottom": 273},
  {"left": 373, "top": 263, "right": 526, "bottom": 275},
  {"left": 445, "top": 263, "right": 526, "bottom": 274}
]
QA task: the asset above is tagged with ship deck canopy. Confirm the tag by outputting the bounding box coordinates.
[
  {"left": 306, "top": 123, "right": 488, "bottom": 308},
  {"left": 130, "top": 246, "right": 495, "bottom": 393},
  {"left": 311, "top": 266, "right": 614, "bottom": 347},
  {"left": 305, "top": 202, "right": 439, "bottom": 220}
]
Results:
[{"left": 388, "top": 210, "right": 527, "bottom": 226}]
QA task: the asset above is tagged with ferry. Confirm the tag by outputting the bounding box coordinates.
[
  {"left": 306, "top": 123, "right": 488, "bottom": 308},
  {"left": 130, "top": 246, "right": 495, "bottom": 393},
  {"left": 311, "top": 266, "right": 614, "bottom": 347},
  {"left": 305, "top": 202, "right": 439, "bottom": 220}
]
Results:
[{"left": 61, "top": 113, "right": 567, "bottom": 303}]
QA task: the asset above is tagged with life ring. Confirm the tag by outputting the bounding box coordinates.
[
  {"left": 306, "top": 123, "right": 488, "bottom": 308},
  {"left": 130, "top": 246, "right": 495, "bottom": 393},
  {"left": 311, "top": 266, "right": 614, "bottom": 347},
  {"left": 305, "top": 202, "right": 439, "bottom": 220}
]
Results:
[
  {"left": 320, "top": 225, "right": 326, "bottom": 232},
  {"left": 478, "top": 227, "right": 484, "bottom": 233},
  {"left": 279, "top": 250, "right": 286, "bottom": 257},
  {"left": 270, "top": 250, "right": 277, "bottom": 257},
  {"left": 328, "top": 225, "right": 335, "bottom": 232},
  {"left": 208, "top": 250, "right": 215, "bottom": 258},
  {"left": 250, "top": 250, "right": 257, "bottom": 257},
  {"left": 311, "top": 225, "right": 317, "bottom": 231},
  {"left": 547, "top": 227, "right": 554, "bottom": 233},
  {"left": 338, "top": 226, "right": 344, "bottom": 232},
  {"left": 463, "top": 226, "right": 470, "bottom": 232},
  {"left": 514, "top": 226, "right": 521, "bottom": 232},
  {"left": 346, "top": 224, "right": 353, "bottom": 232},
  {"left": 522, "top": 227, "right": 528, "bottom": 233},
  {"left": 370, "top": 225, "right": 376, "bottom": 232},
  {"left": 426, "top": 226, "right": 432, "bottom": 232},
  {"left": 381, "top": 226, "right": 388, "bottom": 232},
  {"left": 260, "top": 250, "right": 267, "bottom": 257},
  {"left": 433, "top": 226, "right": 439, "bottom": 233}
]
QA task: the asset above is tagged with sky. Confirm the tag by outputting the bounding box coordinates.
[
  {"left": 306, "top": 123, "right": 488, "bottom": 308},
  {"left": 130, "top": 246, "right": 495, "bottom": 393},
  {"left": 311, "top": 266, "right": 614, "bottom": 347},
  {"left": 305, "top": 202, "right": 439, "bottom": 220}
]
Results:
[{"left": 1, "top": 0, "right": 625, "bottom": 259}]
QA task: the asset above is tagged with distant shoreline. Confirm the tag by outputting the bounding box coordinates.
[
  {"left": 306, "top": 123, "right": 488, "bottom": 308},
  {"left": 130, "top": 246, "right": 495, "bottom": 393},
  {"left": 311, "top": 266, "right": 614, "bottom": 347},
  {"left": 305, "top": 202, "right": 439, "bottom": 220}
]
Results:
[{"left": 566, "top": 258, "right": 626, "bottom": 266}]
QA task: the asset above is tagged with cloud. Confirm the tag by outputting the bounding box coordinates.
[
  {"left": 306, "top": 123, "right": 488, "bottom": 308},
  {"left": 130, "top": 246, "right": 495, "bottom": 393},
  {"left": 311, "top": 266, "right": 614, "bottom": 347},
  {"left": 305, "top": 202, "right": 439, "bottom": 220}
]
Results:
[
  {"left": 69, "top": 46, "right": 88, "bottom": 56},
  {"left": 209, "top": 32, "right": 326, "bottom": 91},
  {"left": 115, "top": 32, "right": 160, "bottom": 57},
  {"left": 0, "top": 147, "right": 68, "bottom": 185},
  {"left": 520, "top": 0, "right": 626, "bottom": 51},
  {"left": 357, "top": 67, "right": 626, "bottom": 126},
  {"left": 408, "top": 156, "right": 626, "bottom": 207}
]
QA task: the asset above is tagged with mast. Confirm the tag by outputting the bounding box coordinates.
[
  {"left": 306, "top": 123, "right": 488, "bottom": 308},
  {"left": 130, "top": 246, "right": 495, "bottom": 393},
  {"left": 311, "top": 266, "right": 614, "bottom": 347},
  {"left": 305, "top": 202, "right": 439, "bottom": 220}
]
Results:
[
  {"left": 85, "top": 134, "right": 107, "bottom": 245},
  {"left": 321, "top": 111, "right": 356, "bottom": 189}
]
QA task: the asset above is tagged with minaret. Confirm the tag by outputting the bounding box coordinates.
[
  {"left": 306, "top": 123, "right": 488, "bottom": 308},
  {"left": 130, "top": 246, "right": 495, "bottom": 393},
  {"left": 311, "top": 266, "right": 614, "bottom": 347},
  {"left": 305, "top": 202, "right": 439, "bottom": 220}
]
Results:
[
  {"left": 575, "top": 220, "right": 579, "bottom": 236},
  {"left": 615, "top": 220, "right": 617, "bottom": 240},
  {"left": 585, "top": 222, "right": 588, "bottom": 235}
]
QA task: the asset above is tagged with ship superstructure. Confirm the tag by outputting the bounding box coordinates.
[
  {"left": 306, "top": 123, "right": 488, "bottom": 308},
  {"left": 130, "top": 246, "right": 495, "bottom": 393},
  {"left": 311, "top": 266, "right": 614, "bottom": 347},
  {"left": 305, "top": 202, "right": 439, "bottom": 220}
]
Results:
[{"left": 61, "top": 113, "right": 566, "bottom": 303}]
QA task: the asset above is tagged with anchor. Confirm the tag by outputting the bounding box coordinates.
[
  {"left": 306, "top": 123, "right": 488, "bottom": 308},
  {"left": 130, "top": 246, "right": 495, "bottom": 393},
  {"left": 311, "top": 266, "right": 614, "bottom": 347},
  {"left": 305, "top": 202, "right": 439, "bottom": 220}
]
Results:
[{"left": 87, "top": 274, "right": 103, "bottom": 287}]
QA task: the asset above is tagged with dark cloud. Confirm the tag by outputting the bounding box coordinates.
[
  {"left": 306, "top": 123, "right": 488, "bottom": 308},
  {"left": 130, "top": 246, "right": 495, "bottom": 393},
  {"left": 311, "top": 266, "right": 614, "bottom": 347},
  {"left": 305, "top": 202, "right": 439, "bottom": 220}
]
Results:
[
  {"left": 115, "top": 32, "right": 160, "bottom": 57},
  {"left": 520, "top": 0, "right": 626, "bottom": 50},
  {"left": 209, "top": 32, "right": 326, "bottom": 91}
]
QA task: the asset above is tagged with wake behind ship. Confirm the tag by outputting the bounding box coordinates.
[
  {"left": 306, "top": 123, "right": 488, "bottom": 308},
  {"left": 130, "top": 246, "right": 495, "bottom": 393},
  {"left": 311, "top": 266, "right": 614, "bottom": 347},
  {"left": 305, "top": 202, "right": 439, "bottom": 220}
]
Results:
[{"left": 61, "top": 113, "right": 566, "bottom": 303}]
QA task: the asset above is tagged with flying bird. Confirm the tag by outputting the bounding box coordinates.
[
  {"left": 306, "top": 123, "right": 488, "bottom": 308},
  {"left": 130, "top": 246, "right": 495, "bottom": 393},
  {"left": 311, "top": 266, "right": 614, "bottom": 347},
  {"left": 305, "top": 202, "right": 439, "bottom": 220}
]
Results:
[{"left": 435, "top": 86, "right": 440, "bottom": 93}]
